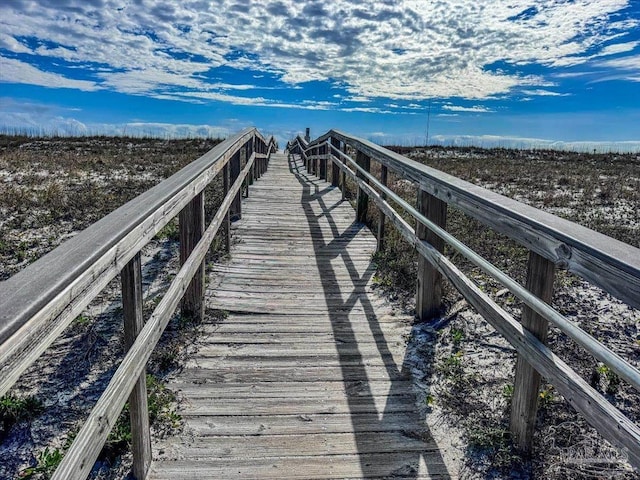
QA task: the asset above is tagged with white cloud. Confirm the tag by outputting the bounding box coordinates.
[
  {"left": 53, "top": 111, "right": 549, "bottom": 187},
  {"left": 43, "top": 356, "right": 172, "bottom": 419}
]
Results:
[
  {"left": 429, "top": 134, "right": 640, "bottom": 153},
  {"left": 442, "top": 105, "right": 494, "bottom": 113},
  {"left": 0, "top": 0, "right": 637, "bottom": 103},
  {"left": 520, "top": 89, "right": 570, "bottom": 96},
  {"left": 0, "top": 56, "right": 99, "bottom": 91},
  {"left": 598, "top": 54, "right": 640, "bottom": 70}
]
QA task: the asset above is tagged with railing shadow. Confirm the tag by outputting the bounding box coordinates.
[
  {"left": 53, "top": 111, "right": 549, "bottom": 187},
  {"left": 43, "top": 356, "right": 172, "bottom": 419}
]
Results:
[{"left": 288, "top": 154, "right": 452, "bottom": 479}]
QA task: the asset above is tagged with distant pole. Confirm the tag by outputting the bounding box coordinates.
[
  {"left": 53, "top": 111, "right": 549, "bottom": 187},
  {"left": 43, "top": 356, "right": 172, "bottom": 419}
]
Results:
[{"left": 425, "top": 99, "right": 432, "bottom": 147}]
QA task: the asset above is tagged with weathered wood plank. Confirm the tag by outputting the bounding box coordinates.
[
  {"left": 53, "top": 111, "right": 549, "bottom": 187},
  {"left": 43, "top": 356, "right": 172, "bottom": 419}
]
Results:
[
  {"left": 121, "top": 253, "right": 151, "bottom": 480},
  {"left": 157, "top": 431, "right": 435, "bottom": 458},
  {"left": 179, "top": 192, "right": 205, "bottom": 321},
  {"left": 149, "top": 454, "right": 449, "bottom": 480},
  {"left": 415, "top": 189, "right": 447, "bottom": 321},
  {"left": 510, "top": 251, "right": 555, "bottom": 452},
  {"left": 179, "top": 411, "right": 419, "bottom": 436},
  {"left": 151, "top": 153, "right": 448, "bottom": 479},
  {"left": 0, "top": 128, "right": 264, "bottom": 398}
]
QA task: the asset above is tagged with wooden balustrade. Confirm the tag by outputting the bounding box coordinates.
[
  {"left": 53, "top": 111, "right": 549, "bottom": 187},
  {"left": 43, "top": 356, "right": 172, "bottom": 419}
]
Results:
[
  {"left": 287, "top": 128, "right": 640, "bottom": 466},
  {"left": 0, "top": 128, "right": 276, "bottom": 479}
]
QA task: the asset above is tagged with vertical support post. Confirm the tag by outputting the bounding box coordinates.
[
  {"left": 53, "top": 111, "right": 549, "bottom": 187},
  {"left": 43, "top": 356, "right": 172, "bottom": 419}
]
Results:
[
  {"left": 319, "top": 144, "right": 327, "bottom": 180},
  {"left": 341, "top": 142, "right": 347, "bottom": 201},
  {"left": 355, "top": 150, "right": 371, "bottom": 223},
  {"left": 241, "top": 145, "right": 248, "bottom": 198},
  {"left": 229, "top": 150, "right": 241, "bottom": 221},
  {"left": 510, "top": 251, "right": 555, "bottom": 453},
  {"left": 377, "top": 164, "right": 388, "bottom": 252},
  {"left": 331, "top": 138, "right": 340, "bottom": 187},
  {"left": 415, "top": 189, "right": 447, "bottom": 320},
  {"left": 223, "top": 163, "right": 231, "bottom": 252},
  {"left": 248, "top": 140, "right": 254, "bottom": 186},
  {"left": 180, "top": 192, "right": 205, "bottom": 321},
  {"left": 121, "top": 253, "right": 151, "bottom": 480}
]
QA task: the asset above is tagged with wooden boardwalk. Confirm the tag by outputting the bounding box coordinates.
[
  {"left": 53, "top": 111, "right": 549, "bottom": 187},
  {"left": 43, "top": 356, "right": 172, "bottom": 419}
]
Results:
[{"left": 149, "top": 153, "right": 452, "bottom": 479}]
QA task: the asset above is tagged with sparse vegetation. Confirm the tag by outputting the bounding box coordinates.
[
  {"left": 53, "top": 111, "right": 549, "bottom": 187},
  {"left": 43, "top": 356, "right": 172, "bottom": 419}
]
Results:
[
  {"left": 2, "top": 137, "right": 639, "bottom": 479},
  {"left": 0, "top": 394, "right": 43, "bottom": 441},
  {"left": 20, "top": 446, "right": 65, "bottom": 479},
  {"left": 368, "top": 145, "right": 639, "bottom": 478},
  {"left": 0, "top": 135, "right": 227, "bottom": 480}
]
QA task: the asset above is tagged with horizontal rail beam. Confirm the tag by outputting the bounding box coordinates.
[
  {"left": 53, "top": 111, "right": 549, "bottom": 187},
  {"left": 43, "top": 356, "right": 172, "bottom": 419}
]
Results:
[
  {"left": 51, "top": 153, "right": 256, "bottom": 480},
  {"left": 326, "top": 144, "right": 640, "bottom": 391},
  {"left": 0, "top": 128, "right": 269, "bottom": 397},
  {"left": 313, "top": 130, "right": 640, "bottom": 311},
  {"left": 322, "top": 149, "right": 640, "bottom": 468}
]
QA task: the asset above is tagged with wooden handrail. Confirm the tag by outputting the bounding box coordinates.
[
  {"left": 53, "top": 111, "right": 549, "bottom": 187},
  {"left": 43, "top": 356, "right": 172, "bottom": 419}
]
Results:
[
  {"left": 51, "top": 153, "right": 258, "bottom": 480},
  {"left": 302, "top": 130, "right": 640, "bottom": 310},
  {"left": 0, "top": 128, "right": 273, "bottom": 479},
  {"left": 286, "top": 131, "right": 640, "bottom": 467}
]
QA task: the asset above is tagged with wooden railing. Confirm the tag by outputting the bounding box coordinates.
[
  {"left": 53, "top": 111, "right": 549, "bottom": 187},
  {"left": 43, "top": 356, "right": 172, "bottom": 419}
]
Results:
[
  {"left": 286, "top": 130, "right": 640, "bottom": 468},
  {"left": 0, "top": 128, "right": 276, "bottom": 479}
]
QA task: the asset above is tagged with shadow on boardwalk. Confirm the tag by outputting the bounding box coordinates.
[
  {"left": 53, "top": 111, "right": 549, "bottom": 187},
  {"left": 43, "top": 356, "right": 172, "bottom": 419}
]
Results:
[{"left": 289, "top": 154, "right": 452, "bottom": 479}]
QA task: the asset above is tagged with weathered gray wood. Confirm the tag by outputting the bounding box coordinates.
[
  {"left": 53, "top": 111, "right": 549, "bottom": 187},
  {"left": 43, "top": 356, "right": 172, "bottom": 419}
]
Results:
[
  {"left": 0, "top": 128, "right": 264, "bottom": 398},
  {"left": 180, "top": 411, "right": 418, "bottom": 436},
  {"left": 355, "top": 150, "right": 371, "bottom": 223},
  {"left": 151, "top": 154, "right": 442, "bottom": 479},
  {"left": 241, "top": 146, "right": 249, "bottom": 198},
  {"left": 510, "top": 251, "right": 555, "bottom": 453},
  {"left": 328, "top": 142, "right": 640, "bottom": 390},
  {"left": 312, "top": 129, "right": 640, "bottom": 311},
  {"left": 121, "top": 253, "right": 152, "bottom": 480},
  {"left": 150, "top": 454, "right": 448, "bottom": 480},
  {"left": 341, "top": 142, "right": 347, "bottom": 201},
  {"left": 229, "top": 150, "right": 242, "bottom": 220},
  {"left": 159, "top": 431, "right": 433, "bottom": 458},
  {"left": 339, "top": 160, "right": 640, "bottom": 468},
  {"left": 179, "top": 192, "right": 205, "bottom": 322},
  {"left": 50, "top": 151, "right": 257, "bottom": 480},
  {"left": 331, "top": 138, "right": 341, "bottom": 187},
  {"left": 319, "top": 144, "right": 327, "bottom": 180},
  {"left": 222, "top": 163, "right": 231, "bottom": 253},
  {"left": 416, "top": 189, "right": 447, "bottom": 321},
  {"left": 314, "top": 146, "right": 319, "bottom": 176},
  {"left": 377, "top": 164, "right": 388, "bottom": 252}
]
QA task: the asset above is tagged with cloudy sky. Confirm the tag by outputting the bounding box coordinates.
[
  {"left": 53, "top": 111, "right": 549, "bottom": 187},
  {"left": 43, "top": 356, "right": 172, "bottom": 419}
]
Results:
[{"left": 1, "top": 0, "right": 640, "bottom": 149}]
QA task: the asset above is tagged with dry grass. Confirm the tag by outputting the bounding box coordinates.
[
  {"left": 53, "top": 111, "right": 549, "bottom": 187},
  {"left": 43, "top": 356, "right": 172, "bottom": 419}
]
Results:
[
  {"left": 0, "top": 134, "right": 226, "bottom": 479},
  {"left": 367, "top": 145, "right": 640, "bottom": 479}
]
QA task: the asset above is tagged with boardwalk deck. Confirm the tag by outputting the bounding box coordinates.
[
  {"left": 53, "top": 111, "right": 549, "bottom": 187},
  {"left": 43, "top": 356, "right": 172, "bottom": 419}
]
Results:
[{"left": 149, "top": 153, "right": 453, "bottom": 479}]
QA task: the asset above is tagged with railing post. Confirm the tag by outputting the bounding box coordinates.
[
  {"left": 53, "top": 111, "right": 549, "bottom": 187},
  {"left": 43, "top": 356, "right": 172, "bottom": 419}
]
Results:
[
  {"left": 341, "top": 142, "right": 347, "bottom": 201},
  {"left": 415, "top": 189, "right": 447, "bottom": 320},
  {"left": 355, "top": 150, "right": 371, "bottom": 223},
  {"left": 241, "top": 145, "right": 249, "bottom": 198},
  {"left": 179, "top": 192, "right": 205, "bottom": 321},
  {"left": 319, "top": 144, "right": 327, "bottom": 180},
  {"left": 510, "top": 251, "right": 556, "bottom": 452},
  {"left": 331, "top": 138, "right": 340, "bottom": 187},
  {"left": 313, "top": 146, "right": 318, "bottom": 176},
  {"left": 248, "top": 140, "right": 255, "bottom": 185},
  {"left": 121, "top": 253, "right": 151, "bottom": 480},
  {"left": 229, "top": 150, "right": 241, "bottom": 221},
  {"left": 377, "top": 164, "right": 388, "bottom": 252},
  {"left": 223, "top": 163, "right": 231, "bottom": 252}
]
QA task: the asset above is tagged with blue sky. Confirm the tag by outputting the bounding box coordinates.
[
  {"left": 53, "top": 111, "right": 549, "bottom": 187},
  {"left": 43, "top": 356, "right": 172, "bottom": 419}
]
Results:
[{"left": 1, "top": 1, "right": 640, "bottom": 150}]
